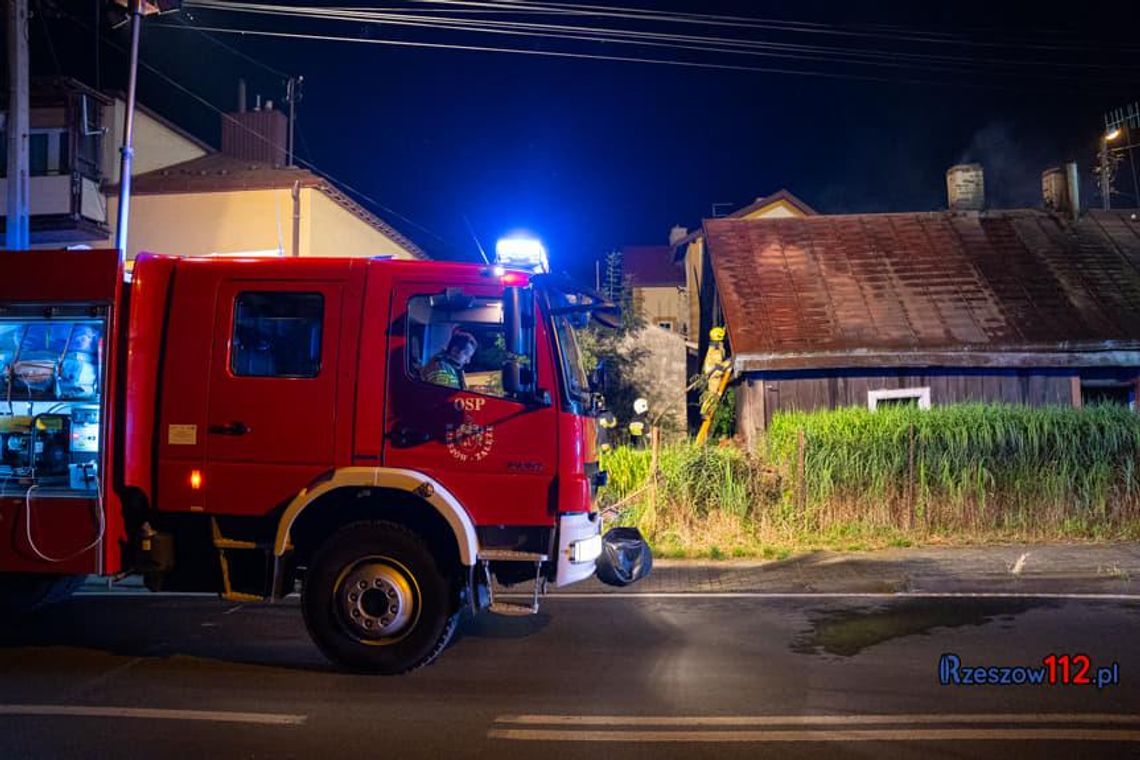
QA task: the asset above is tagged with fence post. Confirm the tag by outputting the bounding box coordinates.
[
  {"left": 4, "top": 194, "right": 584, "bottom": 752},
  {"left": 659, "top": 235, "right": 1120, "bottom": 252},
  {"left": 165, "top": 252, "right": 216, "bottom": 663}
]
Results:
[
  {"left": 907, "top": 423, "right": 916, "bottom": 531},
  {"left": 648, "top": 426, "right": 660, "bottom": 526},
  {"left": 796, "top": 428, "right": 807, "bottom": 525}
]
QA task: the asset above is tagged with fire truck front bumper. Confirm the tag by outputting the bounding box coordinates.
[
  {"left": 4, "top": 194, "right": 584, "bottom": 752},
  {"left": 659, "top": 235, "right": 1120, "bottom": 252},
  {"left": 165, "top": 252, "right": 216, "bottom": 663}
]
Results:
[{"left": 554, "top": 513, "right": 652, "bottom": 588}]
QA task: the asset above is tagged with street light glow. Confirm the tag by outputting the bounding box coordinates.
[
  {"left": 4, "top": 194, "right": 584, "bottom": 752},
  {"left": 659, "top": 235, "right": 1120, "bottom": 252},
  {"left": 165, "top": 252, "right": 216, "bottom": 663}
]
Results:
[{"left": 1105, "top": 128, "right": 1122, "bottom": 142}]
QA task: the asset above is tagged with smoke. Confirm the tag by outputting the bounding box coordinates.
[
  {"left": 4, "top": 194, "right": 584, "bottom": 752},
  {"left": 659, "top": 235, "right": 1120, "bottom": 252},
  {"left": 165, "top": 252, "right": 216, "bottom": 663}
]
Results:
[{"left": 957, "top": 122, "right": 1050, "bottom": 208}]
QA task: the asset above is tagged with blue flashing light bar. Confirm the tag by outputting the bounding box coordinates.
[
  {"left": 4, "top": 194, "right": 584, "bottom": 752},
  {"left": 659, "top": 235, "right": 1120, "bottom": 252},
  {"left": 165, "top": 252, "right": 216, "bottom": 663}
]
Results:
[{"left": 495, "top": 237, "right": 549, "bottom": 274}]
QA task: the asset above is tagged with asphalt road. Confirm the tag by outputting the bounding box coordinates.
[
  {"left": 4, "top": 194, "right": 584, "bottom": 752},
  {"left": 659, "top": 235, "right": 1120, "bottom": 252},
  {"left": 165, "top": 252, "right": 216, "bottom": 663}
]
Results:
[{"left": 1, "top": 584, "right": 1139, "bottom": 759}]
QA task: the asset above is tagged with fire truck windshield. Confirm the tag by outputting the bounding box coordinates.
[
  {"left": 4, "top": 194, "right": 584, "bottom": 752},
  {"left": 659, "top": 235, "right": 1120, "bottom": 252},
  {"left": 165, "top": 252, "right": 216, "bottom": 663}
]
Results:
[
  {"left": 535, "top": 274, "right": 620, "bottom": 411},
  {"left": 552, "top": 314, "right": 590, "bottom": 404}
]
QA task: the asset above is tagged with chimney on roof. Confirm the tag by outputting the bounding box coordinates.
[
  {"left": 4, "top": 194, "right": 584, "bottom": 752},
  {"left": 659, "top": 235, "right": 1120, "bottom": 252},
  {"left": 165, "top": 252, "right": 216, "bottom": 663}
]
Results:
[
  {"left": 1041, "top": 162, "right": 1081, "bottom": 221},
  {"left": 1042, "top": 167, "right": 1067, "bottom": 212},
  {"left": 668, "top": 225, "right": 688, "bottom": 246},
  {"left": 1065, "top": 162, "right": 1080, "bottom": 220},
  {"left": 222, "top": 85, "right": 287, "bottom": 166},
  {"left": 946, "top": 164, "right": 985, "bottom": 211}
]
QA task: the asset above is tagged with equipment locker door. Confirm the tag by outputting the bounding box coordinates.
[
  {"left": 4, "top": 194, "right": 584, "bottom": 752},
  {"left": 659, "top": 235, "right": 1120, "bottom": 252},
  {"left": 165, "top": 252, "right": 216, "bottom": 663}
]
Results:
[
  {"left": 201, "top": 280, "right": 342, "bottom": 515},
  {"left": 382, "top": 283, "right": 558, "bottom": 527}
]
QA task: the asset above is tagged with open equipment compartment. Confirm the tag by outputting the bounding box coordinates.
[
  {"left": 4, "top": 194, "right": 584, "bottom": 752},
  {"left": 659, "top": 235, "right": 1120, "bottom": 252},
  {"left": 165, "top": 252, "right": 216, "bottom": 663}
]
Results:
[{"left": 0, "top": 307, "right": 107, "bottom": 496}]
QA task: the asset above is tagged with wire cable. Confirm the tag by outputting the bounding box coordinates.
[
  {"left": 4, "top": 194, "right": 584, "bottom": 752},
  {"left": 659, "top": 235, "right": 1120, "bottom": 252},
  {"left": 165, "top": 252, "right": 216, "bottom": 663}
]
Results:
[
  {"left": 183, "top": 2, "right": 1140, "bottom": 78},
  {"left": 158, "top": 22, "right": 1132, "bottom": 94},
  {"left": 57, "top": 10, "right": 458, "bottom": 253}
]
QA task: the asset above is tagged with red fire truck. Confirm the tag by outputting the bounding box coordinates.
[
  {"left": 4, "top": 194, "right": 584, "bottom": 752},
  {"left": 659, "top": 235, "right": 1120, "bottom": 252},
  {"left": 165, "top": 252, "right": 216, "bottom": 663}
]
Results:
[{"left": 0, "top": 248, "right": 647, "bottom": 673}]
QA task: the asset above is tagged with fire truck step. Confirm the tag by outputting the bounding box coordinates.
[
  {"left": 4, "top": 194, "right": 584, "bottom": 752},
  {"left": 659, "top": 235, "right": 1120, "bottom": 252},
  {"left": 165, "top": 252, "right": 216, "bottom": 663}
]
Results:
[
  {"left": 488, "top": 601, "right": 539, "bottom": 616},
  {"left": 478, "top": 549, "right": 548, "bottom": 563},
  {"left": 210, "top": 518, "right": 263, "bottom": 551}
]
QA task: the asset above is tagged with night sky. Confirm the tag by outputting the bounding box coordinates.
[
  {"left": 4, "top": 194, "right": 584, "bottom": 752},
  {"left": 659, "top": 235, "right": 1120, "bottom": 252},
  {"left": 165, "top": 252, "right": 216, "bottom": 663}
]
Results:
[{"left": 27, "top": 1, "right": 1140, "bottom": 278}]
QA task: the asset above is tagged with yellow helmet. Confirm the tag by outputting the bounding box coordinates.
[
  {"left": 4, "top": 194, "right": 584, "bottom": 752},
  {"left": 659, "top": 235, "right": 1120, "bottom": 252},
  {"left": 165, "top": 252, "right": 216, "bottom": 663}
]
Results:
[{"left": 709, "top": 326, "right": 726, "bottom": 342}]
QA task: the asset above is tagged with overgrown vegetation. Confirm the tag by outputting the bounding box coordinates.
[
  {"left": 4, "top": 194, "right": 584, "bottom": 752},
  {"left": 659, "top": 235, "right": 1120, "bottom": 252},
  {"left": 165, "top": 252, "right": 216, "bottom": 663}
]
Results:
[
  {"left": 600, "top": 404, "right": 1140, "bottom": 558},
  {"left": 577, "top": 251, "right": 647, "bottom": 440}
]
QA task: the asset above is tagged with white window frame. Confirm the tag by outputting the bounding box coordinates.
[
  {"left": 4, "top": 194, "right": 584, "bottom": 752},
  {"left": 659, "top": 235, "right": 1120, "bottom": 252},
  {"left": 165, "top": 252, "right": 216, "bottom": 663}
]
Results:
[{"left": 868, "top": 386, "right": 931, "bottom": 411}]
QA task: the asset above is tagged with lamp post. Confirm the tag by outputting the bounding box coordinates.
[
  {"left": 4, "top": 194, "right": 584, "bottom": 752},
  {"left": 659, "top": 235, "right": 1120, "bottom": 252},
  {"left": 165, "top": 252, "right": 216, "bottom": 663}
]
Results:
[
  {"left": 1100, "top": 127, "right": 1123, "bottom": 211},
  {"left": 111, "top": 0, "right": 181, "bottom": 264}
]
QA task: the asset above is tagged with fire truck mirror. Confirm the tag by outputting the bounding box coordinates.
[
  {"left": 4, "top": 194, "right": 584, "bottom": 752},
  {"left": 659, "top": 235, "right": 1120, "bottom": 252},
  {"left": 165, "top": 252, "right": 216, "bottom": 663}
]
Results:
[{"left": 502, "top": 286, "right": 536, "bottom": 400}]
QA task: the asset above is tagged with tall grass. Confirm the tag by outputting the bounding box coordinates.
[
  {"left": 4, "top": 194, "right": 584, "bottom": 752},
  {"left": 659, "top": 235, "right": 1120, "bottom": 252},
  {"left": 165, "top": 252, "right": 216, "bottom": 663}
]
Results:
[
  {"left": 600, "top": 404, "right": 1140, "bottom": 557},
  {"left": 767, "top": 403, "right": 1140, "bottom": 535}
]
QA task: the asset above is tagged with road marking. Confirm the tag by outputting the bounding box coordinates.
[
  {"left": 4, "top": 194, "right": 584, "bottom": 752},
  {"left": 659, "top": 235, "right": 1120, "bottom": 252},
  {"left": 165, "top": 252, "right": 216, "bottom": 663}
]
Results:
[
  {"left": 0, "top": 705, "right": 306, "bottom": 726},
  {"left": 491, "top": 714, "right": 1140, "bottom": 743},
  {"left": 498, "top": 591, "right": 1140, "bottom": 601},
  {"left": 488, "top": 728, "right": 1140, "bottom": 743},
  {"left": 495, "top": 713, "right": 1140, "bottom": 727}
]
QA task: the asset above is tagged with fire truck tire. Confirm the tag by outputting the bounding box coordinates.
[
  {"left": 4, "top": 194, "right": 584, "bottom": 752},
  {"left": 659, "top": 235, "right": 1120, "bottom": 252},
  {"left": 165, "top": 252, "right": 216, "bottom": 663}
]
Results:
[
  {"left": 302, "top": 520, "right": 459, "bottom": 674},
  {"left": 0, "top": 573, "right": 84, "bottom": 620}
]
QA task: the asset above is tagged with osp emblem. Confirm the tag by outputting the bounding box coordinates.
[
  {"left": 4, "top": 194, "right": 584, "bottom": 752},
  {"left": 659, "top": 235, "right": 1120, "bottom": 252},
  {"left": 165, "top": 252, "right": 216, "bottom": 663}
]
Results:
[{"left": 446, "top": 398, "right": 495, "bottom": 462}]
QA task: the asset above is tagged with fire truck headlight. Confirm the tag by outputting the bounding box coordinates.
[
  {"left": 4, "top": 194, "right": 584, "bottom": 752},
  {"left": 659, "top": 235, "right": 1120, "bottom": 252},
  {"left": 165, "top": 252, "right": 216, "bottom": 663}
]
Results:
[{"left": 570, "top": 533, "right": 603, "bottom": 564}]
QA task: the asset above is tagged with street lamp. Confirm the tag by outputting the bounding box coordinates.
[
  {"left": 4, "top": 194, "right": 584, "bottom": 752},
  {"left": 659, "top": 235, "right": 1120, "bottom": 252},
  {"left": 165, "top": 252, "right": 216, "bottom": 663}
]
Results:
[
  {"left": 1099, "top": 127, "right": 1124, "bottom": 211},
  {"left": 111, "top": 1, "right": 182, "bottom": 263}
]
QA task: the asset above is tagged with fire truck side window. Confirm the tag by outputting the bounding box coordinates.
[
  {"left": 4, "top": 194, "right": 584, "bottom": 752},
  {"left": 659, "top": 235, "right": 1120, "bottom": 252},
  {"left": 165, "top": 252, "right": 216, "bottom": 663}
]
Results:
[
  {"left": 407, "top": 295, "right": 519, "bottom": 397},
  {"left": 231, "top": 292, "right": 324, "bottom": 378}
]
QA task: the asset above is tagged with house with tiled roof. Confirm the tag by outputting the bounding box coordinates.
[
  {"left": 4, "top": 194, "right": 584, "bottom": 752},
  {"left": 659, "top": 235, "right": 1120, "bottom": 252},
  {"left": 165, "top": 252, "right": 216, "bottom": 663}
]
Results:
[
  {"left": 702, "top": 167, "right": 1140, "bottom": 445},
  {"left": 670, "top": 189, "right": 817, "bottom": 355},
  {"left": 621, "top": 245, "right": 688, "bottom": 336},
  {"left": 106, "top": 94, "right": 425, "bottom": 262}
]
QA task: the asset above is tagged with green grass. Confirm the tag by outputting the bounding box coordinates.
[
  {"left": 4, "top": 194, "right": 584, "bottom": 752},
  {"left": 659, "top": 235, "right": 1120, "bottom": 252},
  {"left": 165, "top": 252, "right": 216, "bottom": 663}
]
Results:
[{"left": 599, "top": 403, "right": 1140, "bottom": 558}]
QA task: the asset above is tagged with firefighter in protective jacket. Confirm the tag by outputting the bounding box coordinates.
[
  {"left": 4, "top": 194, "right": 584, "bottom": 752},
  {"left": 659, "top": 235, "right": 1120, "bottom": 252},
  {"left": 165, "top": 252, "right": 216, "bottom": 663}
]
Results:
[{"left": 422, "top": 331, "right": 477, "bottom": 389}]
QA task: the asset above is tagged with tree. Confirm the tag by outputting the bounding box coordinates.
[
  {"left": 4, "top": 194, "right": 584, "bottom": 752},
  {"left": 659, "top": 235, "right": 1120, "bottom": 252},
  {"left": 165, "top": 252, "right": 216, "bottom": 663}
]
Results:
[{"left": 579, "top": 251, "right": 647, "bottom": 442}]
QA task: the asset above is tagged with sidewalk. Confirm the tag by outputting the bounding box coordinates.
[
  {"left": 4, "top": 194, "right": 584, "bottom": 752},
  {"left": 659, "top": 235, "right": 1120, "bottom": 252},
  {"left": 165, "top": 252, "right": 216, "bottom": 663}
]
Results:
[
  {"left": 81, "top": 543, "right": 1140, "bottom": 597},
  {"left": 560, "top": 543, "right": 1140, "bottom": 595}
]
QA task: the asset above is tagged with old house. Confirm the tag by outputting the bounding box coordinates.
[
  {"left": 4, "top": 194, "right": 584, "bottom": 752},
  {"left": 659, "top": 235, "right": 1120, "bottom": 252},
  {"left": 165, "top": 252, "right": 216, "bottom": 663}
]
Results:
[
  {"left": 672, "top": 189, "right": 816, "bottom": 353},
  {"left": 621, "top": 244, "right": 688, "bottom": 336},
  {"left": 108, "top": 90, "right": 424, "bottom": 261},
  {"left": 702, "top": 167, "right": 1140, "bottom": 447},
  {"left": 0, "top": 78, "right": 114, "bottom": 245},
  {"left": 2, "top": 77, "right": 424, "bottom": 261}
]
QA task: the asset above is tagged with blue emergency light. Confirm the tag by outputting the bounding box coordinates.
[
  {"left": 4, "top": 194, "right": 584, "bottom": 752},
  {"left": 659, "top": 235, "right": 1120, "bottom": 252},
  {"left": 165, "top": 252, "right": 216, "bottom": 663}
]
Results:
[{"left": 495, "top": 237, "right": 549, "bottom": 274}]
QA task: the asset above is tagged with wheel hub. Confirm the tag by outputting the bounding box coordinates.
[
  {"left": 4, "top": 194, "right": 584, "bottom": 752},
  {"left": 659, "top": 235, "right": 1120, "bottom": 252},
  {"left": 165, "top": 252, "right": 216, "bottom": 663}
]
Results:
[{"left": 336, "top": 561, "right": 415, "bottom": 640}]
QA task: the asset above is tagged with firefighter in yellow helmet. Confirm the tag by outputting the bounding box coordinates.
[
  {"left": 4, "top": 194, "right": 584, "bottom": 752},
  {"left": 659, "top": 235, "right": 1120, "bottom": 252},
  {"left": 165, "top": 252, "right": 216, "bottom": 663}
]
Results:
[{"left": 700, "top": 327, "right": 730, "bottom": 419}]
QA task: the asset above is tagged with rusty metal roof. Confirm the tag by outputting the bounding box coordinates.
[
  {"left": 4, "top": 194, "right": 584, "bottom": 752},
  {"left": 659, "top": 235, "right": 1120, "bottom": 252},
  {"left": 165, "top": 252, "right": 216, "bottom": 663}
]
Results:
[
  {"left": 705, "top": 209, "right": 1140, "bottom": 371},
  {"left": 622, "top": 245, "right": 684, "bottom": 287}
]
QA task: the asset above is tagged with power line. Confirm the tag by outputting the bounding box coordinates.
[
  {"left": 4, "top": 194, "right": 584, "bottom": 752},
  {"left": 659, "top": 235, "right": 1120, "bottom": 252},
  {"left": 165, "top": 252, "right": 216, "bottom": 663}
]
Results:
[
  {"left": 169, "top": 10, "right": 289, "bottom": 78},
  {"left": 156, "top": 22, "right": 1131, "bottom": 94},
  {"left": 182, "top": 2, "right": 1140, "bottom": 80},
  {"left": 57, "top": 10, "right": 457, "bottom": 253},
  {"left": 401, "top": 0, "right": 1140, "bottom": 53}
]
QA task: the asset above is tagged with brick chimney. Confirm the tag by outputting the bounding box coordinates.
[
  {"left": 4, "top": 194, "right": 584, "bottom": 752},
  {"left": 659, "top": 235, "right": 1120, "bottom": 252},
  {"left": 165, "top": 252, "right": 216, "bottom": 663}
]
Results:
[
  {"left": 946, "top": 164, "right": 985, "bottom": 211},
  {"left": 221, "top": 83, "right": 287, "bottom": 165},
  {"left": 1041, "top": 162, "right": 1081, "bottom": 220}
]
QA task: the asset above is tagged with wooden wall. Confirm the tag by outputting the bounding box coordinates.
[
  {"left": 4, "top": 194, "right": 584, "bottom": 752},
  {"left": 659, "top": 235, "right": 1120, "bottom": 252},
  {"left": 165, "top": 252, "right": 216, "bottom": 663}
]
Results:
[{"left": 736, "top": 368, "right": 1135, "bottom": 448}]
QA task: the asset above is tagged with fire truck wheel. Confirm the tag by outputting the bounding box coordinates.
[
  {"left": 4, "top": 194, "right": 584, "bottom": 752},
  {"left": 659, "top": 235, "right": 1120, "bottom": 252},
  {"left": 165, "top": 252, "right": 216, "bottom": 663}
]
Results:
[
  {"left": 302, "top": 520, "right": 459, "bottom": 674},
  {"left": 0, "top": 573, "right": 84, "bottom": 620}
]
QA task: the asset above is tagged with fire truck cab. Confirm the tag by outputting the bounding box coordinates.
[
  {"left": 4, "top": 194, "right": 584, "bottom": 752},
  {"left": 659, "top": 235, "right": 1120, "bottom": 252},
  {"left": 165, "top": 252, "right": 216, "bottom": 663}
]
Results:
[{"left": 0, "top": 249, "right": 643, "bottom": 674}]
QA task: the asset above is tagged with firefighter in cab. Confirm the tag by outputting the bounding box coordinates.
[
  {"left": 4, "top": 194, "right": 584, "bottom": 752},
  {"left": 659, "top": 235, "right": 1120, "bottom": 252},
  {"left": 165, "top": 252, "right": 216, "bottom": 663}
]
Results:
[{"left": 422, "top": 331, "right": 477, "bottom": 389}]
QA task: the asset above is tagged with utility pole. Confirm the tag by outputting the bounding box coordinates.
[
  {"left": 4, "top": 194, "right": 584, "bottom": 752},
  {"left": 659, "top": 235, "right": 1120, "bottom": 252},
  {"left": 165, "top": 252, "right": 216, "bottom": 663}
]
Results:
[
  {"left": 6, "top": 0, "right": 30, "bottom": 250},
  {"left": 114, "top": 0, "right": 144, "bottom": 261},
  {"left": 112, "top": 0, "right": 181, "bottom": 262},
  {"left": 285, "top": 75, "right": 302, "bottom": 167}
]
